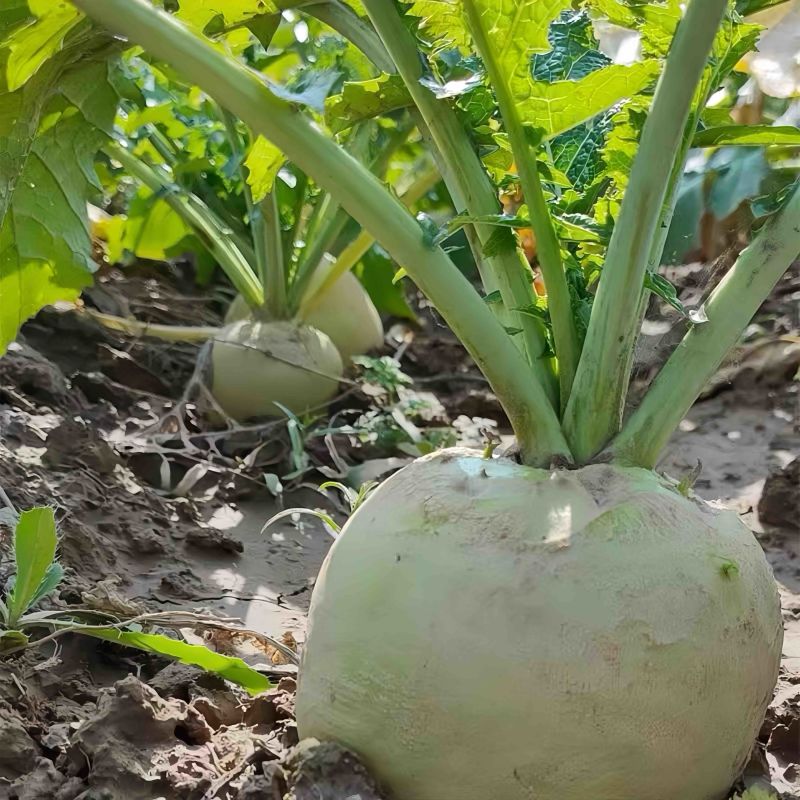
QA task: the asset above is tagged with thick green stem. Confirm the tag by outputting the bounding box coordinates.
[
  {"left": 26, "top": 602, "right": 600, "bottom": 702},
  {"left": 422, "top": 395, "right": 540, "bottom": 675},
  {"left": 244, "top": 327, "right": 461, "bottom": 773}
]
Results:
[
  {"left": 563, "top": 0, "right": 729, "bottom": 462},
  {"left": 220, "top": 108, "right": 287, "bottom": 318},
  {"left": 462, "top": 0, "right": 578, "bottom": 408},
  {"left": 612, "top": 182, "right": 800, "bottom": 468},
  {"left": 361, "top": 0, "right": 557, "bottom": 407},
  {"left": 75, "top": 0, "right": 571, "bottom": 465},
  {"left": 106, "top": 141, "right": 263, "bottom": 308}
]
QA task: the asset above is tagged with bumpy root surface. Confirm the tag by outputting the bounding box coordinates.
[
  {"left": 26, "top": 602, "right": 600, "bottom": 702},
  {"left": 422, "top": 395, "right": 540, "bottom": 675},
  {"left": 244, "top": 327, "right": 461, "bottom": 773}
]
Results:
[{"left": 298, "top": 448, "right": 783, "bottom": 800}]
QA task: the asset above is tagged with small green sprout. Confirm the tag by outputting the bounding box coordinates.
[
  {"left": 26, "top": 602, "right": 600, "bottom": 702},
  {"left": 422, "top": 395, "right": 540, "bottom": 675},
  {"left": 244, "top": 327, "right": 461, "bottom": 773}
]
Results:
[
  {"left": 1, "top": 507, "right": 270, "bottom": 693},
  {"left": 676, "top": 460, "right": 703, "bottom": 497}
]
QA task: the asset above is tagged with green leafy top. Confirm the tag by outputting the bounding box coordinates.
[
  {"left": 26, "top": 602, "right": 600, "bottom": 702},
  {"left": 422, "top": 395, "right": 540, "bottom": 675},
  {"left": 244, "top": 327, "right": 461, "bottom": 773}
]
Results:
[{"left": 0, "top": 3, "right": 121, "bottom": 353}]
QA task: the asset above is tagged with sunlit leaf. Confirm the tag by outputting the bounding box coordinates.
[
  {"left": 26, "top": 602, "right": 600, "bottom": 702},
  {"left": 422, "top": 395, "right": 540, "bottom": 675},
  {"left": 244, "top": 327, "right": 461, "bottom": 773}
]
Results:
[
  {"left": 406, "top": 0, "right": 470, "bottom": 51},
  {"left": 531, "top": 10, "right": 610, "bottom": 81},
  {"left": 244, "top": 135, "right": 284, "bottom": 202},
  {"left": 172, "top": 0, "right": 278, "bottom": 33},
  {"left": 518, "top": 61, "right": 660, "bottom": 139},
  {"left": 1, "top": 0, "right": 83, "bottom": 91},
  {"left": 7, "top": 507, "right": 58, "bottom": 626},
  {"left": 0, "top": 32, "right": 119, "bottom": 352},
  {"left": 324, "top": 74, "right": 412, "bottom": 133},
  {"left": 693, "top": 124, "right": 800, "bottom": 147},
  {"left": 86, "top": 628, "right": 271, "bottom": 695},
  {"left": 124, "top": 193, "right": 193, "bottom": 260}
]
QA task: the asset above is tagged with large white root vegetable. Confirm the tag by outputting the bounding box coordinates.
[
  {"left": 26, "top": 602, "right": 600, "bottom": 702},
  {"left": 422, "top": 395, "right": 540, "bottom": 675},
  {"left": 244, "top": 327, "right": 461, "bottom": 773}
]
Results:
[
  {"left": 210, "top": 320, "right": 343, "bottom": 420},
  {"left": 297, "top": 448, "right": 783, "bottom": 800},
  {"left": 225, "top": 271, "right": 383, "bottom": 362}
]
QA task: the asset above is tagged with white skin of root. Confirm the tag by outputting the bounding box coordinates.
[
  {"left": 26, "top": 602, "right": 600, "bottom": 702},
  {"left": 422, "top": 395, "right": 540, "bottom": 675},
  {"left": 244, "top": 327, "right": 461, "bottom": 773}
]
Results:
[
  {"left": 210, "top": 320, "right": 343, "bottom": 421},
  {"left": 225, "top": 271, "right": 384, "bottom": 362},
  {"left": 297, "top": 447, "right": 783, "bottom": 800}
]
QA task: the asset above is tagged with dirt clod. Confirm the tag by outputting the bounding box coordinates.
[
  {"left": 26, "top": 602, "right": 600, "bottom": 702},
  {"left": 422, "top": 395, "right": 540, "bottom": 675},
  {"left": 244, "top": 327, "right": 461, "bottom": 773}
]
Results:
[
  {"left": 759, "top": 459, "right": 799, "bottom": 530},
  {"left": 283, "top": 739, "right": 386, "bottom": 800},
  {"left": 0, "top": 706, "right": 40, "bottom": 780}
]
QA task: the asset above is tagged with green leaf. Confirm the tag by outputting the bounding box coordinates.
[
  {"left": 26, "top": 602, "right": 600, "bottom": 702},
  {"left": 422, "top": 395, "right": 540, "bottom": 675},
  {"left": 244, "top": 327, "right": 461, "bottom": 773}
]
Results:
[
  {"left": 693, "top": 125, "right": 800, "bottom": 147},
  {"left": 531, "top": 10, "right": 610, "bottom": 82},
  {"left": 407, "top": 0, "right": 470, "bottom": 52},
  {"left": 0, "top": 0, "right": 83, "bottom": 92},
  {"left": 531, "top": 12, "right": 617, "bottom": 188},
  {"left": 172, "top": 0, "right": 278, "bottom": 32},
  {"left": 28, "top": 562, "right": 64, "bottom": 608},
  {"left": 554, "top": 212, "right": 608, "bottom": 243},
  {"left": 736, "top": 0, "right": 791, "bottom": 14},
  {"left": 482, "top": 226, "right": 516, "bottom": 257},
  {"left": 588, "top": 0, "right": 681, "bottom": 57},
  {"left": 123, "top": 193, "right": 192, "bottom": 261},
  {"left": 518, "top": 61, "right": 660, "bottom": 139},
  {"left": 324, "top": 74, "right": 412, "bottom": 134},
  {"left": 549, "top": 113, "right": 614, "bottom": 190},
  {"left": 0, "top": 630, "right": 29, "bottom": 650},
  {"left": 750, "top": 177, "right": 799, "bottom": 219},
  {"left": 663, "top": 170, "right": 704, "bottom": 265},
  {"left": 355, "top": 248, "right": 416, "bottom": 321},
  {"left": 244, "top": 12, "right": 281, "bottom": 48},
  {"left": 85, "top": 628, "right": 271, "bottom": 695},
  {"left": 644, "top": 271, "right": 690, "bottom": 318},
  {"left": 0, "top": 9, "right": 120, "bottom": 354},
  {"left": 707, "top": 147, "right": 768, "bottom": 219},
  {"left": 7, "top": 507, "right": 58, "bottom": 626},
  {"left": 244, "top": 135, "right": 284, "bottom": 202}
]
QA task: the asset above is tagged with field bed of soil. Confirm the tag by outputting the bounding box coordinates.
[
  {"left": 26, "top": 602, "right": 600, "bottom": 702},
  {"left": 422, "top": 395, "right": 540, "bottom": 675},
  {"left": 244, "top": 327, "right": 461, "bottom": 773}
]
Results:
[{"left": 0, "top": 261, "right": 797, "bottom": 799}]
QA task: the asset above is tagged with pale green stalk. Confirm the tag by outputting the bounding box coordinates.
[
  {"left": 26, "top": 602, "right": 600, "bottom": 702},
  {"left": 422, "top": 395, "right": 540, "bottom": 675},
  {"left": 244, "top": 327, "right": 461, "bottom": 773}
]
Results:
[
  {"left": 612, "top": 182, "right": 800, "bottom": 468},
  {"left": 298, "top": 164, "right": 441, "bottom": 317},
  {"left": 220, "top": 108, "right": 287, "bottom": 318},
  {"left": 74, "top": 0, "right": 571, "bottom": 465},
  {"left": 86, "top": 309, "right": 218, "bottom": 342},
  {"left": 260, "top": 192, "right": 287, "bottom": 317},
  {"left": 290, "top": 121, "right": 411, "bottom": 310},
  {"left": 462, "top": 0, "right": 579, "bottom": 408},
  {"left": 144, "top": 123, "right": 179, "bottom": 167},
  {"left": 563, "top": 0, "right": 729, "bottom": 462},
  {"left": 106, "top": 141, "right": 263, "bottom": 307},
  {"left": 361, "top": 0, "right": 557, "bottom": 408},
  {"left": 282, "top": 171, "right": 308, "bottom": 257}
]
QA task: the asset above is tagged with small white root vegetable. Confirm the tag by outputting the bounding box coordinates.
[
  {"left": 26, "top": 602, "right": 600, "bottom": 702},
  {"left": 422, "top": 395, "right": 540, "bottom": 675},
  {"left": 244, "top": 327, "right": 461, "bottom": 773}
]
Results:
[
  {"left": 225, "top": 271, "right": 383, "bottom": 362},
  {"left": 297, "top": 448, "right": 783, "bottom": 800},
  {"left": 210, "top": 320, "right": 343, "bottom": 421}
]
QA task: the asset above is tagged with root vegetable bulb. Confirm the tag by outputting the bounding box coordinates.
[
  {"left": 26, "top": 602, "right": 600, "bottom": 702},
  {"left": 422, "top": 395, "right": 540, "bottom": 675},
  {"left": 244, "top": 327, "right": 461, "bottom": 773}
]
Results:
[
  {"left": 297, "top": 449, "right": 783, "bottom": 800},
  {"left": 210, "top": 320, "right": 342, "bottom": 421},
  {"left": 225, "top": 272, "right": 383, "bottom": 362}
]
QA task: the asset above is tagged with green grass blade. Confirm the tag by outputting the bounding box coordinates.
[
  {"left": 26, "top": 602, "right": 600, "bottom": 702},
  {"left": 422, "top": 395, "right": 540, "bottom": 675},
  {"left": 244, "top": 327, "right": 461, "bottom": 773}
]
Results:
[{"left": 85, "top": 628, "right": 271, "bottom": 695}]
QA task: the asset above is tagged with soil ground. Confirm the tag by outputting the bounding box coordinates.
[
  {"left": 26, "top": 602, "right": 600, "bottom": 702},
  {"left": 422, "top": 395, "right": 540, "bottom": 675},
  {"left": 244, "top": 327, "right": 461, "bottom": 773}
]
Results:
[{"left": 0, "top": 260, "right": 797, "bottom": 799}]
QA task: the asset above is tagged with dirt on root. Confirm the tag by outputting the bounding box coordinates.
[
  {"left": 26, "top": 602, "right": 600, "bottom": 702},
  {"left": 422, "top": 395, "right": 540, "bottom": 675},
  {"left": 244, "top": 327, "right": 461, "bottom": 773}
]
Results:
[{"left": 0, "top": 261, "right": 797, "bottom": 798}]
